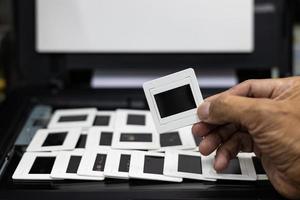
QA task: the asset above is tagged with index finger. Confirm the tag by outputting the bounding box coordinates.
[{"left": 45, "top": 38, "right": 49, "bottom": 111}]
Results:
[
  {"left": 204, "top": 78, "right": 287, "bottom": 102},
  {"left": 192, "top": 122, "right": 216, "bottom": 137}
]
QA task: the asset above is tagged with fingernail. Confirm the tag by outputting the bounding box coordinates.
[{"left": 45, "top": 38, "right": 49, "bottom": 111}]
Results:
[{"left": 198, "top": 101, "right": 210, "bottom": 120}]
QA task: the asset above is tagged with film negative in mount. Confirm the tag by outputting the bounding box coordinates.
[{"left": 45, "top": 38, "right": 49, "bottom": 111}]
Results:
[
  {"left": 47, "top": 108, "right": 97, "bottom": 129},
  {"left": 74, "top": 133, "right": 88, "bottom": 149},
  {"left": 26, "top": 128, "right": 81, "bottom": 152},
  {"left": 77, "top": 149, "right": 109, "bottom": 180},
  {"left": 104, "top": 149, "right": 134, "bottom": 179},
  {"left": 143, "top": 68, "right": 203, "bottom": 133},
  {"left": 111, "top": 126, "right": 160, "bottom": 150},
  {"left": 86, "top": 127, "right": 114, "bottom": 150},
  {"left": 114, "top": 109, "right": 155, "bottom": 130},
  {"left": 155, "top": 126, "right": 196, "bottom": 152},
  {"left": 93, "top": 111, "right": 116, "bottom": 129},
  {"left": 12, "top": 152, "right": 61, "bottom": 180},
  {"left": 129, "top": 151, "right": 182, "bottom": 182},
  {"left": 164, "top": 150, "right": 215, "bottom": 181},
  {"left": 50, "top": 149, "right": 102, "bottom": 180},
  {"left": 202, "top": 152, "right": 257, "bottom": 181}
]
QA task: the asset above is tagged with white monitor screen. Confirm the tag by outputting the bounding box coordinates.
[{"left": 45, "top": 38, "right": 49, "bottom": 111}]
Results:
[{"left": 36, "top": 0, "right": 254, "bottom": 53}]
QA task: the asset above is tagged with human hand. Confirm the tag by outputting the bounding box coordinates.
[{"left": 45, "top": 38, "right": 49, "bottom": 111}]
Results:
[{"left": 192, "top": 77, "right": 300, "bottom": 199}]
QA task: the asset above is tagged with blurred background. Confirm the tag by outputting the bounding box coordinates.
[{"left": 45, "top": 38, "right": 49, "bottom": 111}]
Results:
[
  {"left": 0, "top": 0, "right": 299, "bottom": 103},
  {"left": 0, "top": 0, "right": 10, "bottom": 102},
  {"left": 294, "top": 1, "right": 300, "bottom": 74}
]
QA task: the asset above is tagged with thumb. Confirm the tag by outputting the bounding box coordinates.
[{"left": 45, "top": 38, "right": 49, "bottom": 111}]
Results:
[{"left": 198, "top": 94, "right": 264, "bottom": 127}]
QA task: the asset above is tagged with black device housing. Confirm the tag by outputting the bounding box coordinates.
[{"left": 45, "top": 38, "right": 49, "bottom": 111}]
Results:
[{"left": 0, "top": 0, "right": 293, "bottom": 199}]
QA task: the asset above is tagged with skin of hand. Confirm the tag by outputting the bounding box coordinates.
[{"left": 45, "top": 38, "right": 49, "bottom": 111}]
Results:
[{"left": 192, "top": 77, "right": 300, "bottom": 199}]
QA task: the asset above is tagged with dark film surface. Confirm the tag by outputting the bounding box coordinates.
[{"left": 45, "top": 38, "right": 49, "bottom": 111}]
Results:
[
  {"left": 154, "top": 84, "right": 197, "bottom": 118},
  {"left": 178, "top": 155, "right": 202, "bottom": 174},
  {"left": 252, "top": 157, "right": 266, "bottom": 174},
  {"left": 160, "top": 132, "right": 182, "bottom": 147},
  {"left": 93, "top": 154, "right": 107, "bottom": 172},
  {"left": 29, "top": 157, "right": 56, "bottom": 174},
  {"left": 118, "top": 154, "right": 131, "bottom": 172},
  {"left": 219, "top": 158, "right": 242, "bottom": 175},
  {"left": 99, "top": 132, "right": 113, "bottom": 146},
  {"left": 120, "top": 133, "right": 152, "bottom": 142},
  {"left": 42, "top": 132, "right": 67, "bottom": 147},
  {"left": 143, "top": 156, "right": 164, "bottom": 175},
  {"left": 126, "top": 114, "right": 146, "bottom": 125},
  {"left": 93, "top": 115, "right": 110, "bottom": 126},
  {"left": 75, "top": 135, "right": 87, "bottom": 148},
  {"left": 58, "top": 115, "right": 87, "bottom": 122},
  {"left": 66, "top": 156, "right": 82, "bottom": 174}
]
